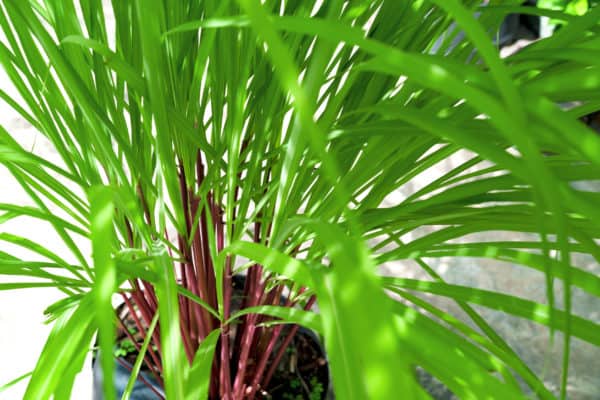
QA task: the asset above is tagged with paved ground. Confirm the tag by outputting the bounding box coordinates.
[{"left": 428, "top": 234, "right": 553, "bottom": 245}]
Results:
[{"left": 381, "top": 149, "right": 600, "bottom": 399}]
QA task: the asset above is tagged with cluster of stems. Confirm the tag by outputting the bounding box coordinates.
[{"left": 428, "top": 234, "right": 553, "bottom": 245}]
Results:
[{"left": 119, "top": 154, "right": 315, "bottom": 400}]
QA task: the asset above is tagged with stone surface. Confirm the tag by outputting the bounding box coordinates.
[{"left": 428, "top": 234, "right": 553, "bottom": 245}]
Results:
[{"left": 380, "top": 150, "right": 600, "bottom": 400}]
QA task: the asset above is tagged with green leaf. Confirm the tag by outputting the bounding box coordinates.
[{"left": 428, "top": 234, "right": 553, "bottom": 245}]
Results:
[
  {"left": 304, "top": 221, "right": 420, "bottom": 399},
  {"left": 24, "top": 294, "right": 95, "bottom": 399},
  {"left": 183, "top": 329, "right": 220, "bottom": 400},
  {"left": 224, "top": 241, "right": 315, "bottom": 289},
  {"left": 151, "top": 243, "right": 186, "bottom": 400},
  {"left": 89, "top": 185, "right": 118, "bottom": 400},
  {"left": 121, "top": 312, "right": 160, "bottom": 400},
  {"left": 384, "top": 278, "right": 600, "bottom": 346},
  {"left": 227, "top": 305, "right": 323, "bottom": 333}
]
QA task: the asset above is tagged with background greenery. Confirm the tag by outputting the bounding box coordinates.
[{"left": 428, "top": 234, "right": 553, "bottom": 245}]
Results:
[{"left": 1, "top": 0, "right": 600, "bottom": 399}]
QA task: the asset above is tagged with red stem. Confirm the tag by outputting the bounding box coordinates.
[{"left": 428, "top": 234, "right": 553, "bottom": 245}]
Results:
[
  {"left": 180, "top": 162, "right": 216, "bottom": 346},
  {"left": 195, "top": 155, "right": 219, "bottom": 398},
  {"left": 178, "top": 234, "right": 206, "bottom": 343},
  {"left": 215, "top": 201, "right": 233, "bottom": 399},
  {"left": 230, "top": 266, "right": 263, "bottom": 376},
  {"left": 178, "top": 164, "right": 195, "bottom": 338},
  {"left": 177, "top": 294, "right": 195, "bottom": 363},
  {"left": 120, "top": 294, "right": 163, "bottom": 376},
  {"left": 140, "top": 281, "right": 158, "bottom": 313},
  {"left": 235, "top": 280, "right": 285, "bottom": 398},
  {"left": 136, "top": 184, "right": 153, "bottom": 236},
  {"left": 128, "top": 283, "right": 162, "bottom": 356},
  {"left": 190, "top": 197, "right": 215, "bottom": 337},
  {"left": 116, "top": 308, "right": 163, "bottom": 387},
  {"left": 115, "top": 357, "right": 166, "bottom": 400},
  {"left": 219, "top": 256, "right": 234, "bottom": 399},
  {"left": 124, "top": 217, "right": 134, "bottom": 247},
  {"left": 203, "top": 192, "right": 218, "bottom": 316}
]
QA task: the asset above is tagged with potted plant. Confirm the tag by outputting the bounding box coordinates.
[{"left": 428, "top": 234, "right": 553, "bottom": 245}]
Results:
[{"left": 1, "top": 1, "right": 600, "bottom": 399}]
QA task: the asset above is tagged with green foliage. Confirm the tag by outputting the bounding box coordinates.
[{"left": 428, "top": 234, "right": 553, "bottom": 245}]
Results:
[
  {"left": 114, "top": 339, "right": 137, "bottom": 359},
  {"left": 538, "top": 0, "right": 598, "bottom": 16},
  {"left": 0, "top": 0, "right": 599, "bottom": 399},
  {"left": 282, "top": 376, "right": 323, "bottom": 400},
  {"left": 309, "top": 376, "right": 324, "bottom": 400}
]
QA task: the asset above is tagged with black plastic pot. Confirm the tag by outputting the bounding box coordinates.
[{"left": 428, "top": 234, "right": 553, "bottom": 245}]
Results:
[
  {"left": 93, "top": 275, "right": 332, "bottom": 399},
  {"left": 92, "top": 354, "right": 164, "bottom": 400},
  {"left": 93, "top": 329, "right": 332, "bottom": 400}
]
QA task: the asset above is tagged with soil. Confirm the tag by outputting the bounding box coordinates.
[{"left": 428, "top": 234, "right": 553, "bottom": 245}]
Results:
[{"left": 257, "top": 327, "right": 329, "bottom": 400}]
